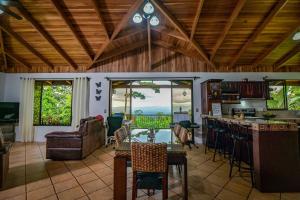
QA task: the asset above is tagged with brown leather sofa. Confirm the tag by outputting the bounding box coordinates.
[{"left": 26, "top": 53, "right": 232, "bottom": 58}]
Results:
[{"left": 45, "top": 117, "right": 105, "bottom": 160}]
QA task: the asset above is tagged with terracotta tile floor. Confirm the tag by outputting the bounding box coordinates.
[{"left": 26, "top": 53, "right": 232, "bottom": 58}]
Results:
[{"left": 1, "top": 142, "right": 300, "bottom": 200}]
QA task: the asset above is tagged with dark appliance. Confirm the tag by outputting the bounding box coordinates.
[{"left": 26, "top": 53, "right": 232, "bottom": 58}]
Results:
[{"left": 0, "top": 102, "right": 19, "bottom": 123}]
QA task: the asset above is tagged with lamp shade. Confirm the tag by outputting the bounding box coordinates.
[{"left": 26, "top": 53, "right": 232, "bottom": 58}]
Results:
[
  {"left": 133, "top": 13, "right": 143, "bottom": 23},
  {"left": 150, "top": 15, "right": 159, "bottom": 26},
  {"left": 143, "top": 2, "right": 154, "bottom": 14}
]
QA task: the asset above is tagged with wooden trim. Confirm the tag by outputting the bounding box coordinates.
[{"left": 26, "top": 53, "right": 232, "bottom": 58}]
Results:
[
  {"left": 91, "top": 0, "right": 110, "bottom": 39},
  {"left": 93, "top": 40, "right": 147, "bottom": 65},
  {"left": 147, "top": 18, "right": 152, "bottom": 69},
  {"left": 210, "top": 0, "right": 246, "bottom": 61},
  {"left": 190, "top": 0, "right": 204, "bottom": 40},
  {"left": 114, "top": 28, "right": 146, "bottom": 42},
  {"left": 152, "top": 26, "right": 187, "bottom": 41},
  {"left": 275, "top": 44, "right": 300, "bottom": 70},
  {"left": 253, "top": 25, "right": 300, "bottom": 66},
  {"left": 153, "top": 40, "right": 199, "bottom": 59},
  {"left": 229, "top": 0, "right": 288, "bottom": 67},
  {"left": 50, "top": 0, "right": 93, "bottom": 61},
  {"left": 0, "top": 30, "right": 7, "bottom": 71},
  {"left": 5, "top": 51, "right": 31, "bottom": 69},
  {"left": 17, "top": 6, "right": 78, "bottom": 69},
  {"left": 89, "top": 0, "right": 144, "bottom": 69},
  {"left": 0, "top": 24, "right": 54, "bottom": 69},
  {"left": 151, "top": 0, "right": 215, "bottom": 68}
]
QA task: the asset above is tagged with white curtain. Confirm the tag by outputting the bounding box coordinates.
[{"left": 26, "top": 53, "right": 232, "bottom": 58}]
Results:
[
  {"left": 19, "top": 78, "right": 35, "bottom": 142},
  {"left": 72, "top": 77, "right": 89, "bottom": 129}
]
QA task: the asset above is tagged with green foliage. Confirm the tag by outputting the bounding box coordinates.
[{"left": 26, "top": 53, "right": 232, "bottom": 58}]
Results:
[
  {"left": 267, "top": 84, "right": 300, "bottom": 110},
  {"left": 34, "top": 82, "right": 72, "bottom": 126},
  {"left": 134, "top": 115, "right": 171, "bottom": 129}
]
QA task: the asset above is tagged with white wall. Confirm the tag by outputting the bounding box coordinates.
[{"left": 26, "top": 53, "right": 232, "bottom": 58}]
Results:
[
  {"left": 0, "top": 73, "right": 5, "bottom": 101},
  {"left": 2, "top": 72, "right": 300, "bottom": 141}
]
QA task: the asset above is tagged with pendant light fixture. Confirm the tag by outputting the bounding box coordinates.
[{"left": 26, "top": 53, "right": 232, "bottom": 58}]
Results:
[{"left": 133, "top": 0, "right": 159, "bottom": 26}]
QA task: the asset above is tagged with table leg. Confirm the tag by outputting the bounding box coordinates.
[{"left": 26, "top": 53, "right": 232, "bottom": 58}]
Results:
[
  {"left": 183, "top": 157, "right": 188, "bottom": 200},
  {"left": 114, "top": 156, "right": 127, "bottom": 200}
]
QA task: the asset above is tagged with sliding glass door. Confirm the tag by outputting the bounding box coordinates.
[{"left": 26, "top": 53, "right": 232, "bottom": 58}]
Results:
[{"left": 110, "top": 80, "right": 193, "bottom": 129}]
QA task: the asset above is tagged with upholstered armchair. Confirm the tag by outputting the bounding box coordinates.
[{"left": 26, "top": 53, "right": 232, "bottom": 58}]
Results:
[{"left": 45, "top": 117, "right": 105, "bottom": 160}]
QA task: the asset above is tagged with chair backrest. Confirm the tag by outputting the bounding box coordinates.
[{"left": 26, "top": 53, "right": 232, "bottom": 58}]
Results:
[
  {"left": 112, "top": 113, "right": 124, "bottom": 119},
  {"left": 179, "top": 120, "right": 191, "bottom": 129},
  {"left": 114, "top": 127, "right": 127, "bottom": 147},
  {"left": 131, "top": 143, "right": 167, "bottom": 173},
  {"left": 178, "top": 127, "right": 192, "bottom": 144},
  {"left": 173, "top": 124, "right": 182, "bottom": 137},
  {"left": 107, "top": 116, "right": 123, "bottom": 137}
]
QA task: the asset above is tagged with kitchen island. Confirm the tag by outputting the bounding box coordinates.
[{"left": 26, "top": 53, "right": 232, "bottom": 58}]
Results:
[{"left": 202, "top": 115, "right": 300, "bottom": 192}]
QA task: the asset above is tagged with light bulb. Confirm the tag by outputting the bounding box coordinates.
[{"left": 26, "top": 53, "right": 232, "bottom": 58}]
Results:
[
  {"left": 150, "top": 15, "right": 159, "bottom": 26},
  {"left": 293, "top": 32, "right": 300, "bottom": 41},
  {"left": 133, "top": 13, "right": 142, "bottom": 24},
  {"left": 0, "top": 9, "right": 3, "bottom": 15},
  {"left": 143, "top": 2, "right": 154, "bottom": 14}
]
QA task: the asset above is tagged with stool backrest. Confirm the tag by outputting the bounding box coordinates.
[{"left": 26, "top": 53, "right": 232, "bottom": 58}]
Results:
[{"left": 131, "top": 143, "right": 167, "bottom": 173}]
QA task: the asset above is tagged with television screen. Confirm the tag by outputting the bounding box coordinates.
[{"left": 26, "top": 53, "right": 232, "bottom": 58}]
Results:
[{"left": 0, "top": 102, "right": 19, "bottom": 122}]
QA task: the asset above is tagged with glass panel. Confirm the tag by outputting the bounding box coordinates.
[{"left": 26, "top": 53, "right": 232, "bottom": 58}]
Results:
[
  {"left": 111, "top": 81, "right": 131, "bottom": 119},
  {"left": 267, "top": 80, "right": 286, "bottom": 110},
  {"left": 172, "top": 81, "right": 192, "bottom": 122},
  {"left": 41, "top": 81, "right": 72, "bottom": 125},
  {"left": 131, "top": 81, "right": 172, "bottom": 129},
  {"left": 286, "top": 81, "right": 300, "bottom": 110}
]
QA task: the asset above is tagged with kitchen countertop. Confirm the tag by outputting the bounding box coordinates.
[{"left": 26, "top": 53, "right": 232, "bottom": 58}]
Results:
[{"left": 201, "top": 114, "right": 298, "bottom": 126}]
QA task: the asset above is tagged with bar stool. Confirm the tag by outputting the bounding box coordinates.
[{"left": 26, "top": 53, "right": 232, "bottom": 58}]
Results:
[
  {"left": 204, "top": 118, "right": 216, "bottom": 154},
  {"left": 228, "top": 123, "right": 254, "bottom": 186},
  {"left": 212, "top": 119, "right": 229, "bottom": 161}
]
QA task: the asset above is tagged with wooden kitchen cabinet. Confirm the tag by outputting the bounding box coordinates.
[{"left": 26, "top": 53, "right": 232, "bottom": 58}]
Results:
[
  {"left": 201, "top": 79, "right": 222, "bottom": 114},
  {"left": 239, "top": 81, "right": 266, "bottom": 98}
]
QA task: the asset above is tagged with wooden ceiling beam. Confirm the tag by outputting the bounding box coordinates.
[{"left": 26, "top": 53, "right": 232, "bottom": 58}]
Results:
[
  {"left": 253, "top": 25, "right": 300, "bottom": 66},
  {"left": 151, "top": 0, "right": 215, "bottom": 68},
  {"left": 211, "top": 0, "right": 246, "bottom": 61},
  {"left": 90, "top": 0, "right": 109, "bottom": 39},
  {"left": 147, "top": 19, "right": 152, "bottom": 68},
  {"left": 17, "top": 6, "right": 78, "bottom": 69},
  {"left": 229, "top": 0, "right": 288, "bottom": 67},
  {"left": 89, "top": 0, "right": 144, "bottom": 69},
  {"left": 190, "top": 0, "right": 204, "bottom": 40},
  {"left": 152, "top": 26, "right": 187, "bottom": 41},
  {"left": 5, "top": 51, "right": 31, "bottom": 69},
  {"left": 0, "top": 24, "right": 54, "bottom": 69},
  {"left": 275, "top": 44, "right": 300, "bottom": 70},
  {"left": 0, "top": 29, "right": 7, "bottom": 71},
  {"left": 94, "top": 40, "right": 147, "bottom": 64},
  {"left": 114, "top": 27, "right": 146, "bottom": 42},
  {"left": 50, "top": 0, "right": 93, "bottom": 61},
  {"left": 153, "top": 40, "right": 199, "bottom": 59}
]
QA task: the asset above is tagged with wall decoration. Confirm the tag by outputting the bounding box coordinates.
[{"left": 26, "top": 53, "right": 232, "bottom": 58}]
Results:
[
  {"left": 96, "top": 89, "right": 102, "bottom": 95},
  {"left": 95, "top": 81, "right": 102, "bottom": 101},
  {"left": 95, "top": 96, "right": 101, "bottom": 101},
  {"left": 95, "top": 82, "right": 101, "bottom": 88}
]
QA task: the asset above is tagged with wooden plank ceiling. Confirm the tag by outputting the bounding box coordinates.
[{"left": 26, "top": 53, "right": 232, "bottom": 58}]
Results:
[{"left": 0, "top": 0, "right": 299, "bottom": 73}]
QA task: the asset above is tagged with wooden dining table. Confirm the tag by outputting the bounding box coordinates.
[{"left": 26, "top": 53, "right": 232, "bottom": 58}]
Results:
[{"left": 113, "top": 129, "right": 188, "bottom": 200}]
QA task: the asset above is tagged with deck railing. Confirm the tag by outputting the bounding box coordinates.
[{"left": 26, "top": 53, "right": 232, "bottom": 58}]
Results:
[{"left": 131, "top": 114, "right": 172, "bottom": 129}]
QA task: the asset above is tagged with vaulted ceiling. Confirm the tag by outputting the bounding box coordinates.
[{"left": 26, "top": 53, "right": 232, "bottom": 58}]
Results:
[{"left": 0, "top": 0, "right": 299, "bottom": 73}]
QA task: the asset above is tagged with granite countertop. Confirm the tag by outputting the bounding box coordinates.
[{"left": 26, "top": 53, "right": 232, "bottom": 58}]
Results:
[{"left": 201, "top": 115, "right": 297, "bottom": 125}]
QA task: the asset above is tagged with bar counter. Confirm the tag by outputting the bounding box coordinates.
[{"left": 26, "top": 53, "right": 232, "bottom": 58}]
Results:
[{"left": 202, "top": 115, "right": 300, "bottom": 192}]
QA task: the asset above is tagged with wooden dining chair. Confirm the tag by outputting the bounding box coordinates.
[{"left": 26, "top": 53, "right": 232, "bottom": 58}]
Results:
[
  {"left": 178, "top": 127, "right": 193, "bottom": 149},
  {"left": 114, "top": 127, "right": 127, "bottom": 147},
  {"left": 173, "top": 124, "right": 182, "bottom": 137},
  {"left": 131, "top": 143, "right": 168, "bottom": 200}
]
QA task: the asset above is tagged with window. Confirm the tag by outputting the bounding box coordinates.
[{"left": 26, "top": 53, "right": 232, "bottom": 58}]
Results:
[
  {"left": 110, "top": 80, "right": 193, "bottom": 129},
  {"left": 34, "top": 80, "right": 73, "bottom": 126},
  {"left": 267, "top": 80, "right": 300, "bottom": 110}
]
